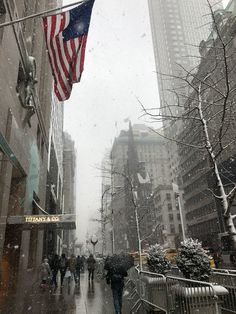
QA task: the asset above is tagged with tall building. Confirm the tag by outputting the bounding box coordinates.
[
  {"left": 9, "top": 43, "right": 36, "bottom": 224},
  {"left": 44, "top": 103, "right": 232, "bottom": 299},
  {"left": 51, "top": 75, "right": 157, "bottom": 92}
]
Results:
[
  {"left": 178, "top": 2, "right": 236, "bottom": 250},
  {"left": 110, "top": 124, "right": 183, "bottom": 251},
  {"left": 0, "top": 0, "right": 58, "bottom": 293},
  {"left": 148, "top": 0, "right": 223, "bottom": 185},
  {"left": 43, "top": 96, "right": 64, "bottom": 256},
  {"left": 0, "top": 0, "right": 75, "bottom": 299},
  {"left": 148, "top": 0, "right": 222, "bottom": 115},
  {"left": 62, "top": 132, "right": 77, "bottom": 255}
]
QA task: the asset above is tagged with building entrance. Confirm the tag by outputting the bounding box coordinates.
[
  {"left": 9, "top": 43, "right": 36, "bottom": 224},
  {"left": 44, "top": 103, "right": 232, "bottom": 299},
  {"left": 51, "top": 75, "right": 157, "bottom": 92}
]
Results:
[{"left": 1, "top": 166, "right": 26, "bottom": 294}]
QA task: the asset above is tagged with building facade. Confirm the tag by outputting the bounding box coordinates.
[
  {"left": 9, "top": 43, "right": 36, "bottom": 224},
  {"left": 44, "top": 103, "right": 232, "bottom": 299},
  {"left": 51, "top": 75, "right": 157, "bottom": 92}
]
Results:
[
  {"left": 179, "top": 4, "right": 236, "bottom": 250},
  {"left": 62, "top": 132, "right": 77, "bottom": 255},
  {"left": 110, "top": 124, "right": 183, "bottom": 251},
  {"left": 0, "top": 0, "right": 76, "bottom": 297}
]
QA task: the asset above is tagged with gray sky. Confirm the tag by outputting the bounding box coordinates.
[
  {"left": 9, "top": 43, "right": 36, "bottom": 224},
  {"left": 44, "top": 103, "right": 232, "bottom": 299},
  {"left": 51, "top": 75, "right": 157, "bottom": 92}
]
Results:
[
  {"left": 63, "top": 0, "right": 158, "bottom": 241},
  {"left": 63, "top": 0, "right": 230, "bottom": 242}
]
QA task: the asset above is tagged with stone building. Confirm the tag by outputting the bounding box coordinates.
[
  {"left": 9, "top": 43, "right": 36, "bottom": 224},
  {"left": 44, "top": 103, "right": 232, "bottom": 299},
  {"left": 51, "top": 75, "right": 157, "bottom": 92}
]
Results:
[
  {"left": 179, "top": 3, "right": 236, "bottom": 249},
  {"left": 62, "top": 132, "right": 77, "bottom": 255},
  {"left": 110, "top": 124, "right": 183, "bottom": 251},
  {"left": 0, "top": 0, "right": 75, "bottom": 294}
]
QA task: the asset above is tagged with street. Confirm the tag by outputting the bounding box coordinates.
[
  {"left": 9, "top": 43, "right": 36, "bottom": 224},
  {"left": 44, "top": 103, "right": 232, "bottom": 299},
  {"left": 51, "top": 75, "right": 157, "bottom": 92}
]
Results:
[{"left": 0, "top": 272, "right": 122, "bottom": 314}]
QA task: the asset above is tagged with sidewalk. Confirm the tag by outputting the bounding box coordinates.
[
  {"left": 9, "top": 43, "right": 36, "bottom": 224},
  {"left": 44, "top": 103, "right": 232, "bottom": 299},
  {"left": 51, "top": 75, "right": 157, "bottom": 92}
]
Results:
[{"left": 0, "top": 271, "right": 131, "bottom": 314}]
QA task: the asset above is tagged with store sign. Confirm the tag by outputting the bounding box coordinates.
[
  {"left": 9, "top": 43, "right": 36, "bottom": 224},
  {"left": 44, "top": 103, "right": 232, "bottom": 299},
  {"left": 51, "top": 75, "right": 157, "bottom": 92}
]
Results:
[
  {"left": 25, "top": 215, "right": 60, "bottom": 223},
  {"left": 7, "top": 214, "right": 76, "bottom": 230}
]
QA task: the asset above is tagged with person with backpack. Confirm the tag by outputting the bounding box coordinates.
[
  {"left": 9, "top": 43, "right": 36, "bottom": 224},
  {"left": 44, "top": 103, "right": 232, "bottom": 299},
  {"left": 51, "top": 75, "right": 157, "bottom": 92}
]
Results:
[
  {"left": 59, "top": 253, "right": 68, "bottom": 286},
  {"left": 106, "top": 258, "right": 128, "bottom": 314}
]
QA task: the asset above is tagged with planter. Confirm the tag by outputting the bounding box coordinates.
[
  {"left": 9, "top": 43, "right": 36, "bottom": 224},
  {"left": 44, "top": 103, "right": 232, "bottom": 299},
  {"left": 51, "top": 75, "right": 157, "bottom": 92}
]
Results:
[
  {"left": 170, "top": 284, "right": 228, "bottom": 314},
  {"left": 140, "top": 274, "right": 167, "bottom": 312}
]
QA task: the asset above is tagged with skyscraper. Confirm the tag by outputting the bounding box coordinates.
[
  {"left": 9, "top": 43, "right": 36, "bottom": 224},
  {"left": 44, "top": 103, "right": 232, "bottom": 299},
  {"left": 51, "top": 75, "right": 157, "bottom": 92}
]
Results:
[{"left": 148, "top": 0, "right": 222, "bottom": 115}]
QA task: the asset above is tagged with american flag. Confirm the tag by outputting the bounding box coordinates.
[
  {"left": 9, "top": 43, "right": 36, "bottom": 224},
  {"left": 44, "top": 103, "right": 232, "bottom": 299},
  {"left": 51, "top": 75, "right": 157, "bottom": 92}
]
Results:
[{"left": 43, "top": 0, "right": 95, "bottom": 101}]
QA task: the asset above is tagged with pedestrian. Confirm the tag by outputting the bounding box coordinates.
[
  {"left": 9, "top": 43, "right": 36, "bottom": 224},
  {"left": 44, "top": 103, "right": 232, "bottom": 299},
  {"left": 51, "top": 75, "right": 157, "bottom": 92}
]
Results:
[
  {"left": 105, "top": 255, "right": 128, "bottom": 314},
  {"left": 81, "top": 255, "right": 86, "bottom": 272},
  {"left": 50, "top": 254, "right": 60, "bottom": 288},
  {"left": 213, "top": 252, "right": 222, "bottom": 269},
  {"left": 87, "top": 254, "right": 96, "bottom": 281},
  {"left": 40, "top": 258, "right": 51, "bottom": 289},
  {"left": 59, "top": 253, "right": 68, "bottom": 286},
  {"left": 68, "top": 254, "right": 77, "bottom": 282},
  {"left": 75, "top": 255, "right": 82, "bottom": 284}
]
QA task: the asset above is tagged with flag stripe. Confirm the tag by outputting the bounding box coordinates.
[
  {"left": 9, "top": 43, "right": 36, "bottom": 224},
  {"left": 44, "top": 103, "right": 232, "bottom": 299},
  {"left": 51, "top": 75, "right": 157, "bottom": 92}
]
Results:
[
  {"left": 45, "top": 15, "right": 65, "bottom": 100},
  {"left": 43, "top": 1, "right": 94, "bottom": 101}
]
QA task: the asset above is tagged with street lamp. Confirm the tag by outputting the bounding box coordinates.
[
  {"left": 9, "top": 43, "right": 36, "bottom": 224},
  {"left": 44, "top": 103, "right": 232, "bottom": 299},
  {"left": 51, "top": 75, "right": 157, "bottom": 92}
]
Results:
[{"left": 91, "top": 235, "right": 98, "bottom": 256}]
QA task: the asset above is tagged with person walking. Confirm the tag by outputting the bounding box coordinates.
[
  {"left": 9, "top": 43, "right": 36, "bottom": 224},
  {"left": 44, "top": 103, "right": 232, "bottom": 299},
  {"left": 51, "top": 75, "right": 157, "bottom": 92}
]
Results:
[
  {"left": 50, "top": 254, "right": 60, "bottom": 288},
  {"left": 59, "top": 253, "right": 68, "bottom": 286},
  {"left": 106, "top": 256, "right": 128, "bottom": 314},
  {"left": 75, "top": 255, "right": 82, "bottom": 284},
  {"left": 81, "top": 255, "right": 86, "bottom": 272},
  {"left": 87, "top": 254, "right": 96, "bottom": 281},
  {"left": 40, "top": 258, "right": 51, "bottom": 289},
  {"left": 68, "top": 254, "right": 77, "bottom": 283}
]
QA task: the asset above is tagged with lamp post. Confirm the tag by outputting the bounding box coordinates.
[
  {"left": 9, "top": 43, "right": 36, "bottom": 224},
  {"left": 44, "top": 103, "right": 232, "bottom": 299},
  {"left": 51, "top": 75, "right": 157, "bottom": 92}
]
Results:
[{"left": 91, "top": 235, "right": 98, "bottom": 256}]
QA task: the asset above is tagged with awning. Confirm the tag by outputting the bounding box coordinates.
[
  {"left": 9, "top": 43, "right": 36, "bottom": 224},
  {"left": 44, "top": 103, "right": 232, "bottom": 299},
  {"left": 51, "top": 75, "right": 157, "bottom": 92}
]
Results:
[{"left": 7, "top": 214, "right": 76, "bottom": 230}]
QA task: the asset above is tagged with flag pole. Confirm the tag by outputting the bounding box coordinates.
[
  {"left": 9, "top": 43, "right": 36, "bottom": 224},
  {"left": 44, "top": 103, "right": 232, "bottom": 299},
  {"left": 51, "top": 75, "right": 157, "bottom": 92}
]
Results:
[{"left": 0, "top": 0, "right": 84, "bottom": 29}]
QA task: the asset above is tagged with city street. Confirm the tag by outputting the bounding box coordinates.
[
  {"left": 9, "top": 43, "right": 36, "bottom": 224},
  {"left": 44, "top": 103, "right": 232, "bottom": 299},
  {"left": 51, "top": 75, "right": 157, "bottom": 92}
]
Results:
[{"left": 0, "top": 272, "right": 126, "bottom": 314}]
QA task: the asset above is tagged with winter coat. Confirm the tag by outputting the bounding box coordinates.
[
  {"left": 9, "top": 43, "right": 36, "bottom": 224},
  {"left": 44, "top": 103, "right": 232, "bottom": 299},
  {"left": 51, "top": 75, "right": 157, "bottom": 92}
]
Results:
[
  {"left": 69, "top": 256, "right": 77, "bottom": 271},
  {"left": 40, "top": 261, "right": 51, "bottom": 281},
  {"left": 59, "top": 257, "right": 68, "bottom": 271},
  {"left": 76, "top": 257, "right": 82, "bottom": 270},
  {"left": 50, "top": 255, "right": 60, "bottom": 272},
  {"left": 106, "top": 264, "right": 127, "bottom": 290},
  {"left": 87, "top": 256, "right": 96, "bottom": 271}
]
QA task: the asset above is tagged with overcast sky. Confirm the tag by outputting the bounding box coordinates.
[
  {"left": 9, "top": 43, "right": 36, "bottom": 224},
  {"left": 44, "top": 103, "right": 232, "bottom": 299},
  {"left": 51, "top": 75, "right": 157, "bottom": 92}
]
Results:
[
  {"left": 63, "top": 0, "right": 158, "bottom": 241},
  {"left": 63, "top": 0, "right": 230, "bottom": 242}
]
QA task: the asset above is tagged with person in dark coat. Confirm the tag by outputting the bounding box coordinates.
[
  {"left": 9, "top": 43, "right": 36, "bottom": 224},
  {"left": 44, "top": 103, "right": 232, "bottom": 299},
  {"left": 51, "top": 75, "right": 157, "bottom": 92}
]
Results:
[
  {"left": 87, "top": 254, "right": 96, "bottom": 281},
  {"left": 76, "top": 255, "right": 82, "bottom": 284},
  {"left": 50, "top": 254, "right": 60, "bottom": 287},
  {"left": 106, "top": 261, "right": 128, "bottom": 314},
  {"left": 81, "top": 255, "right": 86, "bottom": 272},
  {"left": 59, "top": 253, "right": 68, "bottom": 286}
]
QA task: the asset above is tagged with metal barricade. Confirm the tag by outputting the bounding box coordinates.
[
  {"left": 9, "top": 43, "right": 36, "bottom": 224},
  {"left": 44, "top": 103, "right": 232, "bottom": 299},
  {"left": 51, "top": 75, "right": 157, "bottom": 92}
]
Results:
[
  {"left": 210, "top": 271, "right": 236, "bottom": 313},
  {"left": 126, "top": 267, "right": 229, "bottom": 313},
  {"left": 166, "top": 276, "right": 226, "bottom": 314},
  {"left": 126, "top": 267, "right": 167, "bottom": 313}
]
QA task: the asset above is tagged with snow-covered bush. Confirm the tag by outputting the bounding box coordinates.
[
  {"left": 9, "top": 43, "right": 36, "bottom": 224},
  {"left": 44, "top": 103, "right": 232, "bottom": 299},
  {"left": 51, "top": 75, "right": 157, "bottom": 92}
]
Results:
[
  {"left": 147, "top": 244, "right": 171, "bottom": 275},
  {"left": 176, "top": 238, "right": 211, "bottom": 281}
]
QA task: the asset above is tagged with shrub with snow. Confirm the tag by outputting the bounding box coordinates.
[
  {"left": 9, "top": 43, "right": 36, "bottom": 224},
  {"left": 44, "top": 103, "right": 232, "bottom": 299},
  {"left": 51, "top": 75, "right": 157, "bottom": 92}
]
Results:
[
  {"left": 176, "top": 238, "right": 211, "bottom": 281},
  {"left": 147, "top": 244, "right": 171, "bottom": 275}
]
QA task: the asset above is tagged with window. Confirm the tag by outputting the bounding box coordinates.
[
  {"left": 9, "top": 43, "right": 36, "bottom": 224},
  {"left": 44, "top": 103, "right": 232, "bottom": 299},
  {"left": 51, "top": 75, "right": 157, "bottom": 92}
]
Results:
[
  {"left": 166, "top": 193, "right": 171, "bottom": 200},
  {"left": 170, "top": 224, "right": 175, "bottom": 234},
  {"left": 168, "top": 203, "right": 172, "bottom": 211},
  {"left": 169, "top": 213, "right": 174, "bottom": 221}
]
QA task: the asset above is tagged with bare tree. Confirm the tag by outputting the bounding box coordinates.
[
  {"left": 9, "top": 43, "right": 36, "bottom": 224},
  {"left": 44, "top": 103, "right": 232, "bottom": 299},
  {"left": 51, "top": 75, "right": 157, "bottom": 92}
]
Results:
[
  {"left": 142, "top": 1, "right": 236, "bottom": 249},
  {"left": 100, "top": 162, "right": 159, "bottom": 270}
]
